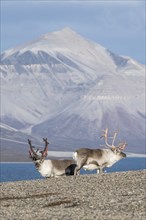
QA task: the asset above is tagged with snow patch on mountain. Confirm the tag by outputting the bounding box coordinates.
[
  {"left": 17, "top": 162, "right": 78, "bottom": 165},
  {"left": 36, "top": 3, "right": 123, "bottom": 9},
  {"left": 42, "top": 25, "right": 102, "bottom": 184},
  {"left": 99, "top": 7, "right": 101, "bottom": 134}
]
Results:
[{"left": 0, "top": 27, "right": 145, "bottom": 155}]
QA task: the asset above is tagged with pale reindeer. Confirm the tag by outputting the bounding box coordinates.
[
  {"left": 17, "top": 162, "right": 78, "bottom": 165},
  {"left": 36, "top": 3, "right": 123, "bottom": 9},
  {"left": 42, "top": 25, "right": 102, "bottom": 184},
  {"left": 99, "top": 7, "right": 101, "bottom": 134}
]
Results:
[
  {"left": 73, "top": 128, "right": 127, "bottom": 175},
  {"left": 28, "top": 138, "right": 76, "bottom": 178}
]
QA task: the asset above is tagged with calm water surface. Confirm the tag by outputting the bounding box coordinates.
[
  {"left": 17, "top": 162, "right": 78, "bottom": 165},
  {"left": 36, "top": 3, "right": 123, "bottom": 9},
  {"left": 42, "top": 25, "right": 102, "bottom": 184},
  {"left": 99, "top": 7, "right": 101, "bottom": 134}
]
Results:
[{"left": 0, "top": 157, "right": 145, "bottom": 182}]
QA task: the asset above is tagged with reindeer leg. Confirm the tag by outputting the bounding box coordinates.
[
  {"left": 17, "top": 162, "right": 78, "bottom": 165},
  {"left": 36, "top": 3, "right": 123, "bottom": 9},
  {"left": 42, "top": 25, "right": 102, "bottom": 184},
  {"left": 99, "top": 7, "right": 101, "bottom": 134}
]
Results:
[
  {"left": 99, "top": 168, "right": 104, "bottom": 173},
  {"left": 77, "top": 170, "right": 80, "bottom": 175},
  {"left": 74, "top": 156, "right": 87, "bottom": 176},
  {"left": 97, "top": 169, "right": 100, "bottom": 174},
  {"left": 99, "top": 164, "right": 107, "bottom": 174}
]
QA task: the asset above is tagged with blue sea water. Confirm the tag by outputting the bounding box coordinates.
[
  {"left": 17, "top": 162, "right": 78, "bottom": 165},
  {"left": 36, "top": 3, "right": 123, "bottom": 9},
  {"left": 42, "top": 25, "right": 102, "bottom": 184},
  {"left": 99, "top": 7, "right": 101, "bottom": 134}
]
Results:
[{"left": 0, "top": 157, "right": 145, "bottom": 182}]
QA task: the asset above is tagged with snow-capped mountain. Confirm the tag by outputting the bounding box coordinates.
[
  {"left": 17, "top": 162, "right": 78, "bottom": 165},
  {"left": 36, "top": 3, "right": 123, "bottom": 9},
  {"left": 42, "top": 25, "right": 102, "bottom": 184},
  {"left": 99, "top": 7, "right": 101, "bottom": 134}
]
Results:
[{"left": 0, "top": 27, "right": 145, "bottom": 160}]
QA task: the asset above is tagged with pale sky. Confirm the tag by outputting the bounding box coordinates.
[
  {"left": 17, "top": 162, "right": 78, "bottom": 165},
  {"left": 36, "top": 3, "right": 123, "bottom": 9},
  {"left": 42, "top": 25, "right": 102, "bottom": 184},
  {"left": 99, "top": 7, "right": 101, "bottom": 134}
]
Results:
[{"left": 1, "top": 0, "right": 145, "bottom": 64}]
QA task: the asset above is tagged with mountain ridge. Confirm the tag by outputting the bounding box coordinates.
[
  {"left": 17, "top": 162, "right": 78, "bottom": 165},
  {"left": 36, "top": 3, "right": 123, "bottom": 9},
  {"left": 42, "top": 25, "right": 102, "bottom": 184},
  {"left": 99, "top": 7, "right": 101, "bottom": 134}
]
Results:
[{"left": 0, "top": 27, "right": 145, "bottom": 160}]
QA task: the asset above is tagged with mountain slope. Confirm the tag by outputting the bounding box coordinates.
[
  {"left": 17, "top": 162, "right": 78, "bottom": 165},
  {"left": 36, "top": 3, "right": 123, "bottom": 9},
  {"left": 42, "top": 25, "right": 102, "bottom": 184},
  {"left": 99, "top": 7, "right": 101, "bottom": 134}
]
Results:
[{"left": 0, "top": 27, "right": 145, "bottom": 158}]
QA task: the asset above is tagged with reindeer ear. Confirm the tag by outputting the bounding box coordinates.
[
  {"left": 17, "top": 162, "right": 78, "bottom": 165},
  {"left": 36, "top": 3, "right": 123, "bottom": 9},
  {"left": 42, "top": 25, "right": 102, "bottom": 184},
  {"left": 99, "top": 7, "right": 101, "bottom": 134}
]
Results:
[{"left": 118, "top": 143, "right": 127, "bottom": 150}]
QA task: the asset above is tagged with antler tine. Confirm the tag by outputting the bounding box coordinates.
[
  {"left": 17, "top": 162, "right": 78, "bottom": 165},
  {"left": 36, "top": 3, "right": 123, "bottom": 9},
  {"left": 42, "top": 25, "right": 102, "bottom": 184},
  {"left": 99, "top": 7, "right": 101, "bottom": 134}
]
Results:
[
  {"left": 28, "top": 139, "right": 37, "bottom": 156},
  {"left": 101, "top": 128, "right": 113, "bottom": 149},
  {"left": 42, "top": 138, "right": 49, "bottom": 158},
  {"left": 100, "top": 128, "right": 108, "bottom": 139},
  {"left": 43, "top": 138, "right": 49, "bottom": 146},
  {"left": 111, "top": 130, "right": 119, "bottom": 147},
  {"left": 43, "top": 137, "right": 49, "bottom": 143},
  {"left": 29, "top": 150, "right": 32, "bottom": 158}
]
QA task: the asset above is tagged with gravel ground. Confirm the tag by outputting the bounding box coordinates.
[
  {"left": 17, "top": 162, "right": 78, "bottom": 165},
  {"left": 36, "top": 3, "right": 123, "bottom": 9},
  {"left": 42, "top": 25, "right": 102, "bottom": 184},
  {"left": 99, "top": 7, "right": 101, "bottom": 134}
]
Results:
[{"left": 0, "top": 170, "right": 146, "bottom": 220}]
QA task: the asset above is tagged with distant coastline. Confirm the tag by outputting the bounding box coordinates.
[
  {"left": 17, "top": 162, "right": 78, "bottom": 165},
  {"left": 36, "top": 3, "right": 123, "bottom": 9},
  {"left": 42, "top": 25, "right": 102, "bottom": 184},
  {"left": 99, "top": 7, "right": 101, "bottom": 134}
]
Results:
[{"left": 1, "top": 151, "right": 146, "bottom": 163}]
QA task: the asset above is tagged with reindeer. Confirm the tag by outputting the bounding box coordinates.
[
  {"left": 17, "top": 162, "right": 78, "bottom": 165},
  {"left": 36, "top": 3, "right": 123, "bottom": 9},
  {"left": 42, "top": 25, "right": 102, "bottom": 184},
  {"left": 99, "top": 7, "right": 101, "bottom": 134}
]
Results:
[
  {"left": 73, "top": 128, "right": 127, "bottom": 175},
  {"left": 28, "top": 138, "right": 76, "bottom": 178}
]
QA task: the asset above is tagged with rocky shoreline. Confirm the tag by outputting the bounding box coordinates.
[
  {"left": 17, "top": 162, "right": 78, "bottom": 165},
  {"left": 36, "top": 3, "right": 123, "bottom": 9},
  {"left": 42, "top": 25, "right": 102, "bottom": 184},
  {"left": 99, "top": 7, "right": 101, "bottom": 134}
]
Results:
[{"left": 0, "top": 170, "right": 146, "bottom": 220}]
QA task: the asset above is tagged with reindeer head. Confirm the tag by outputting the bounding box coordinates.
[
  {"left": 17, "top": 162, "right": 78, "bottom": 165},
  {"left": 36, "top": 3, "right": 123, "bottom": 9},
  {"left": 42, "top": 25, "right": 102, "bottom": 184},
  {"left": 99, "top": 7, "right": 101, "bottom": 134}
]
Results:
[
  {"left": 101, "top": 128, "right": 127, "bottom": 158},
  {"left": 28, "top": 138, "right": 49, "bottom": 163}
]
